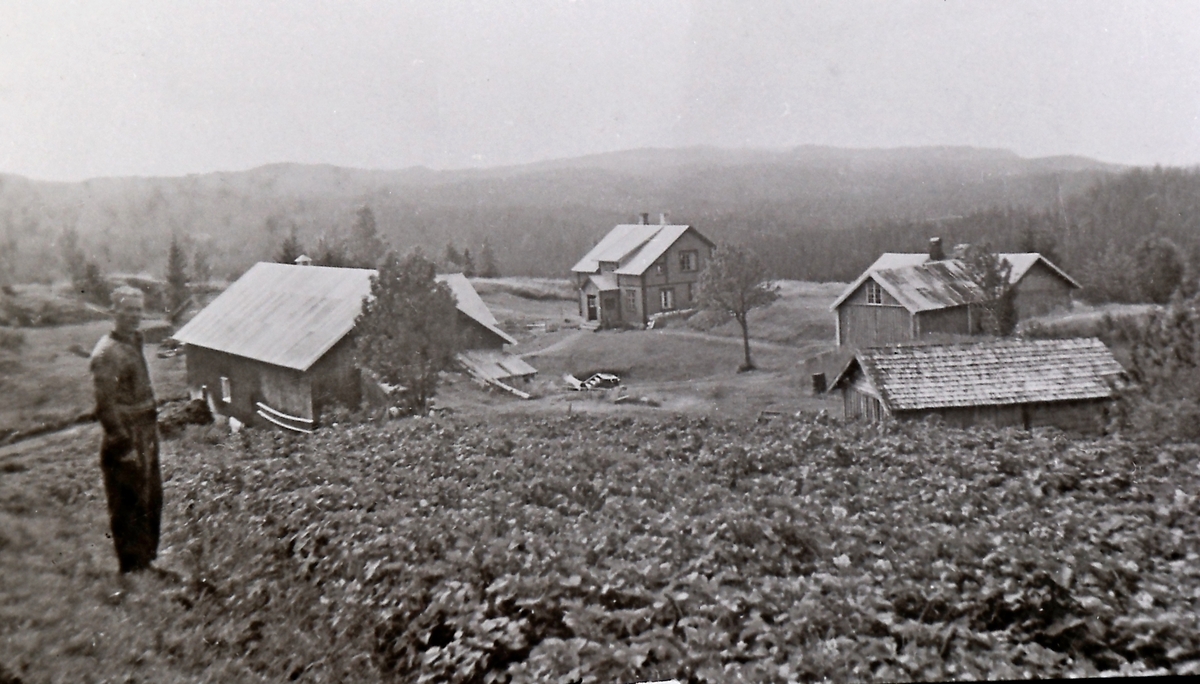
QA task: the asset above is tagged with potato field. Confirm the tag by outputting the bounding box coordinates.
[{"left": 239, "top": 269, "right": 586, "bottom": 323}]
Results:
[
  {"left": 113, "top": 414, "right": 1199, "bottom": 682},
  {"left": 4, "top": 413, "right": 1200, "bottom": 682}
]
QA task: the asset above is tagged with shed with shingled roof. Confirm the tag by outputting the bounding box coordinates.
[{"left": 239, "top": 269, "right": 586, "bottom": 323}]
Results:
[{"left": 830, "top": 337, "right": 1124, "bottom": 433}]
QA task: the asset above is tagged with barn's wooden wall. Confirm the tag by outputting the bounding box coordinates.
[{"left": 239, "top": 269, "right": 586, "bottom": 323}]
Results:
[
  {"left": 1014, "top": 263, "right": 1074, "bottom": 319},
  {"left": 186, "top": 345, "right": 313, "bottom": 425}
]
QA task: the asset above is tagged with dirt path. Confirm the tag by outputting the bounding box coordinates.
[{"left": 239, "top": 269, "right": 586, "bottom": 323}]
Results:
[{"left": 517, "top": 329, "right": 587, "bottom": 358}]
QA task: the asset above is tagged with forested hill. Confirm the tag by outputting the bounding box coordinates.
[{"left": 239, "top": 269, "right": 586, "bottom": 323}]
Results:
[{"left": 0, "top": 146, "right": 1123, "bottom": 284}]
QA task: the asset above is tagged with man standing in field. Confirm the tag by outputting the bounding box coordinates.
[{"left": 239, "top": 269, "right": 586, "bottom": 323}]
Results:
[{"left": 89, "top": 286, "right": 162, "bottom": 574}]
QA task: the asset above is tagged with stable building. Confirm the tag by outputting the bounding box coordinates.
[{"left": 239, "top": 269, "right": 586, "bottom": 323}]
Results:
[
  {"left": 172, "top": 262, "right": 517, "bottom": 432},
  {"left": 831, "top": 239, "right": 1080, "bottom": 348},
  {"left": 571, "top": 214, "right": 715, "bottom": 328},
  {"left": 831, "top": 337, "right": 1124, "bottom": 433}
]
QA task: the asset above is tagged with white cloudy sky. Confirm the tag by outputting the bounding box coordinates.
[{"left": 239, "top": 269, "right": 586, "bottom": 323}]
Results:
[{"left": 2, "top": 0, "right": 1198, "bottom": 180}]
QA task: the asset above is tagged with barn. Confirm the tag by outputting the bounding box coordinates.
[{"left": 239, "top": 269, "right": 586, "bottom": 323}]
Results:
[
  {"left": 830, "top": 337, "right": 1124, "bottom": 433},
  {"left": 831, "top": 238, "right": 1080, "bottom": 348},
  {"left": 172, "top": 262, "right": 517, "bottom": 432}
]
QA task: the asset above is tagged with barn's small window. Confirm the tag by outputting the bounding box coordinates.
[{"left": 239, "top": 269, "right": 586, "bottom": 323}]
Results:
[
  {"left": 654, "top": 259, "right": 665, "bottom": 276},
  {"left": 220, "top": 376, "right": 232, "bottom": 403},
  {"left": 866, "top": 281, "right": 884, "bottom": 305},
  {"left": 679, "top": 250, "right": 698, "bottom": 272},
  {"left": 660, "top": 288, "right": 676, "bottom": 310}
]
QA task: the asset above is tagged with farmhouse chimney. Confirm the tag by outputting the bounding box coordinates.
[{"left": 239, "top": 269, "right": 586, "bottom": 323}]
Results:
[
  {"left": 640, "top": 212, "right": 650, "bottom": 225},
  {"left": 295, "top": 254, "right": 313, "bottom": 266},
  {"left": 660, "top": 212, "right": 669, "bottom": 225},
  {"left": 928, "top": 237, "right": 945, "bottom": 261}
]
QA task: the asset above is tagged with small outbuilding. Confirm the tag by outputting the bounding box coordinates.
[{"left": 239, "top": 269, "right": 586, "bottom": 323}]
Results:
[
  {"left": 830, "top": 337, "right": 1124, "bottom": 433},
  {"left": 173, "top": 262, "right": 519, "bottom": 432}
]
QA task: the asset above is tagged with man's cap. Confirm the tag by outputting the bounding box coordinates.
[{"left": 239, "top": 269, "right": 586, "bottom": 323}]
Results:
[{"left": 112, "top": 286, "right": 146, "bottom": 313}]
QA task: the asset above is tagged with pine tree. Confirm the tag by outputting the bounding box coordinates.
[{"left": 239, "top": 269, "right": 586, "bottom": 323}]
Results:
[
  {"left": 166, "top": 235, "right": 190, "bottom": 314},
  {"left": 314, "top": 234, "right": 348, "bottom": 268},
  {"left": 347, "top": 205, "right": 386, "bottom": 268},
  {"left": 59, "top": 226, "right": 86, "bottom": 282},
  {"left": 192, "top": 248, "right": 212, "bottom": 285},
  {"left": 480, "top": 239, "right": 501, "bottom": 278},
  {"left": 697, "top": 242, "right": 780, "bottom": 371},
  {"left": 461, "top": 248, "right": 476, "bottom": 278},
  {"left": 276, "top": 228, "right": 305, "bottom": 264},
  {"left": 354, "top": 250, "right": 460, "bottom": 415},
  {"left": 444, "top": 242, "right": 463, "bottom": 269}
]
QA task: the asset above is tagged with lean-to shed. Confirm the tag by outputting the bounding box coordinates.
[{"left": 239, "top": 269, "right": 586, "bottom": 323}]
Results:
[
  {"left": 831, "top": 337, "right": 1124, "bottom": 433},
  {"left": 173, "top": 262, "right": 518, "bottom": 431}
]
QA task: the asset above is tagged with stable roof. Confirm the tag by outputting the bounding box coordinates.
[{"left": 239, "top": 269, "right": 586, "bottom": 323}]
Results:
[
  {"left": 832, "top": 337, "right": 1123, "bottom": 411},
  {"left": 174, "top": 263, "right": 513, "bottom": 371}
]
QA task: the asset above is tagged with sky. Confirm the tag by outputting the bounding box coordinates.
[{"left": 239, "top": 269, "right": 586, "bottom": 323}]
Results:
[{"left": 2, "top": 0, "right": 1199, "bottom": 181}]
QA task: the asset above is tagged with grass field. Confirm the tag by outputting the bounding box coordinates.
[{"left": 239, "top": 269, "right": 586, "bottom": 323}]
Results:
[{"left": 0, "top": 320, "right": 188, "bottom": 441}]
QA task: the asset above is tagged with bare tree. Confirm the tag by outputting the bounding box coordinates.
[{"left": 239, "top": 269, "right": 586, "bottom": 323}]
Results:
[{"left": 697, "top": 243, "right": 780, "bottom": 371}]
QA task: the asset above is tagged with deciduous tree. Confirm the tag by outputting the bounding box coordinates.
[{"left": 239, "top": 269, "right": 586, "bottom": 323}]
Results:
[
  {"left": 697, "top": 242, "right": 779, "bottom": 371},
  {"left": 961, "top": 243, "right": 1016, "bottom": 336},
  {"left": 355, "top": 250, "right": 459, "bottom": 415}
]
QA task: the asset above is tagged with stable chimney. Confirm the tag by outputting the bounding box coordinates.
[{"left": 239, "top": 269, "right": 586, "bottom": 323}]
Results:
[
  {"left": 639, "top": 212, "right": 650, "bottom": 225},
  {"left": 660, "top": 212, "right": 670, "bottom": 225},
  {"left": 928, "top": 237, "right": 944, "bottom": 261}
]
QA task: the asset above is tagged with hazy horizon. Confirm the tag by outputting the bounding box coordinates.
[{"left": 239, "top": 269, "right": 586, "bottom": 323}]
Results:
[{"left": 4, "top": 1, "right": 1199, "bottom": 182}]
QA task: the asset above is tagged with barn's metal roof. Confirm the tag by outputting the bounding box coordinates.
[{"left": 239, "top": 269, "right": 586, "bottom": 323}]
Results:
[
  {"left": 174, "top": 263, "right": 513, "bottom": 371},
  {"left": 832, "top": 337, "right": 1124, "bottom": 411},
  {"left": 830, "top": 251, "right": 1077, "bottom": 312}
]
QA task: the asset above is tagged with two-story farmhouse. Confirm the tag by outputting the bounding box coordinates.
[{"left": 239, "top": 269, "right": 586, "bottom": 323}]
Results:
[
  {"left": 831, "top": 238, "right": 1079, "bottom": 348},
  {"left": 571, "top": 214, "right": 715, "bottom": 329}
]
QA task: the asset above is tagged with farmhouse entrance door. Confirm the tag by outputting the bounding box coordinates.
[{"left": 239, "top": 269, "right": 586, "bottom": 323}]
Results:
[{"left": 586, "top": 294, "right": 597, "bottom": 321}]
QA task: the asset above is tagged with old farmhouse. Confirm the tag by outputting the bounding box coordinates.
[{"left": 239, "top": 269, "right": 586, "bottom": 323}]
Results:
[
  {"left": 571, "top": 214, "right": 715, "bottom": 329},
  {"left": 831, "top": 337, "right": 1124, "bottom": 433},
  {"left": 173, "top": 262, "right": 517, "bottom": 432},
  {"left": 831, "top": 238, "right": 1080, "bottom": 348}
]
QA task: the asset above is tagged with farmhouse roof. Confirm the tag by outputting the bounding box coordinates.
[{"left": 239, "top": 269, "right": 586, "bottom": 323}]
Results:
[
  {"left": 571, "top": 224, "right": 662, "bottom": 273},
  {"left": 830, "top": 251, "right": 1077, "bottom": 312},
  {"left": 572, "top": 223, "right": 711, "bottom": 276},
  {"left": 174, "top": 263, "right": 513, "bottom": 371},
  {"left": 831, "top": 337, "right": 1124, "bottom": 411}
]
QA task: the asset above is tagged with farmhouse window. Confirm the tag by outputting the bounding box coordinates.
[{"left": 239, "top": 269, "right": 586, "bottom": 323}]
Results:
[
  {"left": 660, "top": 288, "right": 676, "bottom": 310},
  {"left": 220, "top": 376, "right": 232, "bottom": 403},
  {"left": 679, "top": 250, "right": 698, "bottom": 272},
  {"left": 866, "top": 281, "right": 884, "bottom": 305},
  {"left": 625, "top": 288, "right": 638, "bottom": 309}
]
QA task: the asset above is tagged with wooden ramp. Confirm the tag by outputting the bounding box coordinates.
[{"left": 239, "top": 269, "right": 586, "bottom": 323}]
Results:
[{"left": 456, "top": 350, "right": 537, "bottom": 400}]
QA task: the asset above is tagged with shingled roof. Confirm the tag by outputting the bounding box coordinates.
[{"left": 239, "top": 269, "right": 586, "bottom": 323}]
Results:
[
  {"left": 832, "top": 337, "right": 1124, "bottom": 411},
  {"left": 174, "top": 263, "right": 514, "bottom": 371}
]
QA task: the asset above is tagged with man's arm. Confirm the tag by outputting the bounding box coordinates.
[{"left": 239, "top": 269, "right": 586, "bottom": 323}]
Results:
[{"left": 90, "top": 350, "right": 128, "bottom": 438}]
